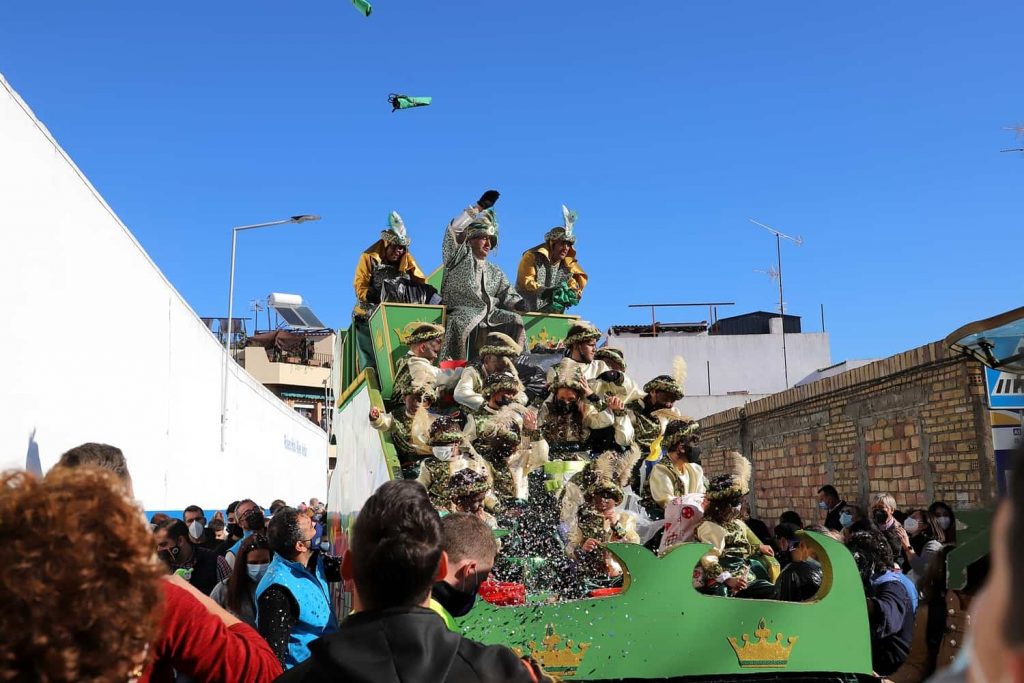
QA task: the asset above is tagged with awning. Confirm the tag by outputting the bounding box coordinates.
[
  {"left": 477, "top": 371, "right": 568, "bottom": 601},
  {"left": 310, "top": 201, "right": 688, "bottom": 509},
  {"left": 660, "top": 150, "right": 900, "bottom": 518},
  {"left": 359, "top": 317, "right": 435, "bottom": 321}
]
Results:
[{"left": 281, "top": 391, "right": 325, "bottom": 400}]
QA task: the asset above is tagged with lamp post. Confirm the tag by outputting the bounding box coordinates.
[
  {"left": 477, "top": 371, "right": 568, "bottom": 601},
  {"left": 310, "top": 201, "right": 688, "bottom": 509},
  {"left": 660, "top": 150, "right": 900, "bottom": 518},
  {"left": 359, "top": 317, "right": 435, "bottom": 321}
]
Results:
[{"left": 221, "top": 214, "right": 321, "bottom": 450}]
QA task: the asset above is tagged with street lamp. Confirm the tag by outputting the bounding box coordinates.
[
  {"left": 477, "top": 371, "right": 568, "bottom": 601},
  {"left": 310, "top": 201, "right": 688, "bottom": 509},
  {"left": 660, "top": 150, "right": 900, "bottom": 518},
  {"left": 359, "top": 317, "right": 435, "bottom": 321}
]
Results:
[{"left": 221, "top": 214, "right": 321, "bottom": 450}]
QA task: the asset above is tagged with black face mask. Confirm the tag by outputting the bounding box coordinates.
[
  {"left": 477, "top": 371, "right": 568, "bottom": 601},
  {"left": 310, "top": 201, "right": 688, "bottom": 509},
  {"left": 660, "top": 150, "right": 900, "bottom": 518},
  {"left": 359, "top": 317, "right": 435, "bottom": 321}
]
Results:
[
  {"left": 495, "top": 395, "right": 513, "bottom": 407},
  {"left": 872, "top": 509, "right": 889, "bottom": 526},
  {"left": 158, "top": 544, "right": 181, "bottom": 567},
  {"left": 226, "top": 522, "right": 244, "bottom": 538},
  {"left": 551, "top": 400, "right": 576, "bottom": 416},
  {"left": 432, "top": 579, "right": 478, "bottom": 618},
  {"left": 688, "top": 446, "right": 703, "bottom": 465}
]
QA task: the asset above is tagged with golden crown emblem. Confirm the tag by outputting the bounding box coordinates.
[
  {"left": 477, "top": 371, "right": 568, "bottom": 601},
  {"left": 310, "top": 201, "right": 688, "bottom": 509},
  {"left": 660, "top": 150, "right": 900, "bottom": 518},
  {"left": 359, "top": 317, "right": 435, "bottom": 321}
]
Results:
[
  {"left": 528, "top": 328, "right": 560, "bottom": 350},
  {"left": 728, "top": 618, "right": 798, "bottom": 668},
  {"left": 519, "top": 625, "right": 590, "bottom": 676}
]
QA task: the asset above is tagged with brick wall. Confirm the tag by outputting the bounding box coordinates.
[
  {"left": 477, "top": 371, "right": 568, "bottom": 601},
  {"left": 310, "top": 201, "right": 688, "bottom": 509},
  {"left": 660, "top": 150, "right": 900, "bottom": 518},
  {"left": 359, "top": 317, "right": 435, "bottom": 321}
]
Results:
[{"left": 697, "top": 341, "right": 995, "bottom": 527}]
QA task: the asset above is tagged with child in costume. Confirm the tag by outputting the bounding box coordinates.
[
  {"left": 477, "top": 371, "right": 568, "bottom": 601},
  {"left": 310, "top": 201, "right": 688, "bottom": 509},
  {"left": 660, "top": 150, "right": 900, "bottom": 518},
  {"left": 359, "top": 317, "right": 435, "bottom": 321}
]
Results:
[{"left": 694, "top": 452, "right": 779, "bottom": 598}]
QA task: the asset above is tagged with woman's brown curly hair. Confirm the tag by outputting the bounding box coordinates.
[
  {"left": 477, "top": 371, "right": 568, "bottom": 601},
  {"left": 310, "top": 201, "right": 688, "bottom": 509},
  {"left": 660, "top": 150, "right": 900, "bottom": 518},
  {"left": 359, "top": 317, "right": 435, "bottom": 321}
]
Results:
[{"left": 0, "top": 467, "right": 165, "bottom": 682}]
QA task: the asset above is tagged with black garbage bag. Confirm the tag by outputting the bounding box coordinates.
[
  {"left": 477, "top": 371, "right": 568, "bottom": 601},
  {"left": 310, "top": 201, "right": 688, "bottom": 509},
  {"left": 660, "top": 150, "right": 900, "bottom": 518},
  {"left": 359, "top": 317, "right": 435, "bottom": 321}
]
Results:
[
  {"left": 512, "top": 349, "right": 565, "bottom": 404},
  {"left": 380, "top": 276, "right": 442, "bottom": 306}
]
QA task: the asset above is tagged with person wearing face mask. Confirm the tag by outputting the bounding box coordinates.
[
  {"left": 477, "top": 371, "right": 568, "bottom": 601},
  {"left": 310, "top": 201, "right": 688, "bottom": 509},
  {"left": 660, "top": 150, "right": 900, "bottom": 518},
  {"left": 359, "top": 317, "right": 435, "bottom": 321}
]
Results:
[
  {"left": 469, "top": 403, "right": 541, "bottom": 506},
  {"left": 257, "top": 506, "right": 341, "bottom": 669},
  {"left": 816, "top": 485, "right": 847, "bottom": 532},
  {"left": 214, "top": 500, "right": 243, "bottom": 556},
  {"left": 625, "top": 374, "right": 686, "bottom": 492},
  {"left": 838, "top": 504, "right": 872, "bottom": 539},
  {"left": 417, "top": 415, "right": 492, "bottom": 510},
  {"left": 183, "top": 504, "right": 218, "bottom": 551},
  {"left": 897, "top": 510, "right": 947, "bottom": 588},
  {"left": 440, "top": 192, "right": 527, "bottom": 362},
  {"left": 516, "top": 205, "right": 588, "bottom": 314},
  {"left": 154, "top": 518, "right": 232, "bottom": 596},
  {"left": 352, "top": 211, "right": 428, "bottom": 371},
  {"left": 872, "top": 493, "right": 908, "bottom": 568},
  {"left": 694, "top": 453, "right": 778, "bottom": 599},
  {"left": 455, "top": 332, "right": 527, "bottom": 413},
  {"left": 463, "top": 372, "right": 528, "bottom": 453},
  {"left": 369, "top": 381, "right": 437, "bottom": 479},
  {"left": 927, "top": 501, "right": 959, "bottom": 546},
  {"left": 641, "top": 418, "right": 705, "bottom": 519},
  {"left": 430, "top": 512, "right": 500, "bottom": 629},
  {"left": 538, "top": 359, "right": 629, "bottom": 493},
  {"left": 226, "top": 499, "right": 267, "bottom": 569},
  {"left": 211, "top": 533, "right": 273, "bottom": 628}
]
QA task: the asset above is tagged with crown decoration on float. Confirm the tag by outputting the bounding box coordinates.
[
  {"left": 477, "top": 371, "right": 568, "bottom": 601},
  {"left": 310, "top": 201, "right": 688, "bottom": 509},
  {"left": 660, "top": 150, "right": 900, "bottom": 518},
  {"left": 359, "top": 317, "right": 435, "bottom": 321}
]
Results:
[{"left": 727, "top": 618, "right": 799, "bottom": 668}]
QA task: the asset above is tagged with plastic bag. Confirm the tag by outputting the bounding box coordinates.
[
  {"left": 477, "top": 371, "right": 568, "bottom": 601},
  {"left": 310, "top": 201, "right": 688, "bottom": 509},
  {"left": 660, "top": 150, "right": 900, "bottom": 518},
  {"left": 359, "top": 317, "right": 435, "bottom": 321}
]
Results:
[{"left": 380, "top": 276, "right": 441, "bottom": 306}]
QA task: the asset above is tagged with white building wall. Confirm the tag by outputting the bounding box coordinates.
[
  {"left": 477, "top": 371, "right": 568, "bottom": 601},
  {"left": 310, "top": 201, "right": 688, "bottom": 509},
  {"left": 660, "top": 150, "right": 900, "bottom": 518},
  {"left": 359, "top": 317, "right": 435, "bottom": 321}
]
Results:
[
  {"left": 0, "top": 74, "right": 327, "bottom": 511},
  {"left": 609, "top": 330, "right": 831, "bottom": 419}
]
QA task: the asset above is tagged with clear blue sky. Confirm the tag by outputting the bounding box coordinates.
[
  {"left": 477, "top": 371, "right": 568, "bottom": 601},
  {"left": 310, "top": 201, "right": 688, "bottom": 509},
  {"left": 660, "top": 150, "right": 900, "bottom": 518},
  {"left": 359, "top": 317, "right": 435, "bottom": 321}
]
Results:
[{"left": 3, "top": 1, "right": 1022, "bottom": 363}]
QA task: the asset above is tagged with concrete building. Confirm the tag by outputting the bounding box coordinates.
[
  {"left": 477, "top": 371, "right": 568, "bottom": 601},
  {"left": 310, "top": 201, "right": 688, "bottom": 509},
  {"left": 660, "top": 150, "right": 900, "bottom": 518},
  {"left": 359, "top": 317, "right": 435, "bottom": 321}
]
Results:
[
  {"left": 607, "top": 311, "right": 832, "bottom": 419},
  {"left": 240, "top": 330, "right": 335, "bottom": 429}
]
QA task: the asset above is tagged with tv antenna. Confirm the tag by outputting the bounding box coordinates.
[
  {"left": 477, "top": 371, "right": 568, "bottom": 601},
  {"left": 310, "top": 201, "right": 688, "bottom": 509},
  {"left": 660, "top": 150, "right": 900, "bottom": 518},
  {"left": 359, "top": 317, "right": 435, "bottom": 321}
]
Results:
[
  {"left": 249, "top": 298, "right": 266, "bottom": 332},
  {"left": 750, "top": 219, "right": 804, "bottom": 388}
]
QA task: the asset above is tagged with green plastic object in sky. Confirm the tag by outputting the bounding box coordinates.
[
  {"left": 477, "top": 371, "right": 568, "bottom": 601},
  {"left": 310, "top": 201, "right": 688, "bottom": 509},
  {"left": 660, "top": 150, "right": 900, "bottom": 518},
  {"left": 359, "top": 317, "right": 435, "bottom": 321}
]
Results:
[
  {"left": 352, "top": 0, "right": 372, "bottom": 17},
  {"left": 457, "top": 532, "right": 874, "bottom": 680},
  {"left": 389, "top": 94, "right": 432, "bottom": 112}
]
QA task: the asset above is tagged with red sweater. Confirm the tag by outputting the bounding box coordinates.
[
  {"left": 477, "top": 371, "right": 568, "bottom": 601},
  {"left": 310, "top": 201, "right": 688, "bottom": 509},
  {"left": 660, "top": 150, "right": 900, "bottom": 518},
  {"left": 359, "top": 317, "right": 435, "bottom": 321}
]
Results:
[{"left": 141, "top": 581, "right": 283, "bottom": 683}]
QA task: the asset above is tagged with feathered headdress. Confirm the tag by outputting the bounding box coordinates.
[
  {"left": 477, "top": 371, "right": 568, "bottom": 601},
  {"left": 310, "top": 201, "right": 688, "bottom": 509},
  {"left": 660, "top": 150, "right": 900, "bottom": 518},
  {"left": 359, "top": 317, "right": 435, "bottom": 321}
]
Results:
[
  {"left": 706, "top": 451, "right": 752, "bottom": 501},
  {"left": 548, "top": 358, "right": 588, "bottom": 394},
  {"left": 672, "top": 356, "right": 688, "bottom": 394},
  {"left": 544, "top": 204, "right": 579, "bottom": 244},
  {"left": 380, "top": 210, "right": 411, "bottom": 247},
  {"left": 478, "top": 404, "right": 532, "bottom": 444}
]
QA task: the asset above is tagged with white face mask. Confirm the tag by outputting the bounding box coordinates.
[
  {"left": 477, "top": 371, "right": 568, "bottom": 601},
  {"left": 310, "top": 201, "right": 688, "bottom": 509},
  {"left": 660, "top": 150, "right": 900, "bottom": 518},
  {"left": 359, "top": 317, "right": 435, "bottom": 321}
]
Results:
[
  {"left": 936, "top": 515, "right": 951, "bottom": 530},
  {"left": 188, "top": 520, "right": 205, "bottom": 539},
  {"left": 432, "top": 446, "right": 454, "bottom": 461},
  {"left": 246, "top": 563, "right": 270, "bottom": 583},
  {"left": 903, "top": 517, "right": 919, "bottom": 534}
]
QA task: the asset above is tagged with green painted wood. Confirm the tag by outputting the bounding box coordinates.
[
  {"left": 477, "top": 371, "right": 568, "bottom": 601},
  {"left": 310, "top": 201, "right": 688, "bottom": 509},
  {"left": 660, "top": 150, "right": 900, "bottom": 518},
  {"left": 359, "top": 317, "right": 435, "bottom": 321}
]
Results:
[
  {"left": 523, "top": 311, "right": 580, "bottom": 351},
  {"left": 458, "top": 532, "right": 872, "bottom": 680},
  {"left": 945, "top": 509, "right": 991, "bottom": 590}
]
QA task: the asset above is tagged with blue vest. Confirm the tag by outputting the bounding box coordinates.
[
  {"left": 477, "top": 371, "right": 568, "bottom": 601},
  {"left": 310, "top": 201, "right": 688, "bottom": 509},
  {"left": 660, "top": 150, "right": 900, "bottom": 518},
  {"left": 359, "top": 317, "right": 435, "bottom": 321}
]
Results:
[
  {"left": 872, "top": 570, "right": 919, "bottom": 613},
  {"left": 255, "top": 553, "right": 338, "bottom": 669},
  {"left": 228, "top": 530, "right": 253, "bottom": 557}
]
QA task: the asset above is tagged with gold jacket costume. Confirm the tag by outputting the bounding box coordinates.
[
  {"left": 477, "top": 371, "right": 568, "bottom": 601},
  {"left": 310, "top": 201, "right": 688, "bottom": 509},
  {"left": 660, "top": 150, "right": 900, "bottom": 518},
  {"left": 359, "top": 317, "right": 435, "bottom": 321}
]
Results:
[
  {"left": 515, "top": 243, "right": 588, "bottom": 313},
  {"left": 642, "top": 461, "right": 707, "bottom": 511},
  {"left": 352, "top": 240, "right": 426, "bottom": 318}
]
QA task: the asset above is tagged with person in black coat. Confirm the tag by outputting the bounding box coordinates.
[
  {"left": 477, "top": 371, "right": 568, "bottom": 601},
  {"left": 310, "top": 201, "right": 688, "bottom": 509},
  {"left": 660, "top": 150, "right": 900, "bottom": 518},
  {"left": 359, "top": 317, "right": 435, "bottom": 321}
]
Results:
[
  {"left": 817, "top": 485, "right": 846, "bottom": 532},
  {"left": 277, "top": 480, "right": 550, "bottom": 683}
]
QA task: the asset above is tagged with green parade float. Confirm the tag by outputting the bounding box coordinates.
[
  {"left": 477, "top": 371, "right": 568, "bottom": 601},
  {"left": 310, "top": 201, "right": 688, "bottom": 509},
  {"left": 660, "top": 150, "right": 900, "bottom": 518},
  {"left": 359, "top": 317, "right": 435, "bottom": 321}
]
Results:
[{"left": 326, "top": 281, "right": 1008, "bottom": 681}]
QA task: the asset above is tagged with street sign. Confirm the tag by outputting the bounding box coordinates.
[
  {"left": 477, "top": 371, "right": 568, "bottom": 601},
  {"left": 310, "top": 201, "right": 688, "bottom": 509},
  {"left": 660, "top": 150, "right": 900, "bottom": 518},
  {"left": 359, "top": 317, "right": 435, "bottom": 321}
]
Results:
[{"left": 986, "top": 367, "right": 1024, "bottom": 409}]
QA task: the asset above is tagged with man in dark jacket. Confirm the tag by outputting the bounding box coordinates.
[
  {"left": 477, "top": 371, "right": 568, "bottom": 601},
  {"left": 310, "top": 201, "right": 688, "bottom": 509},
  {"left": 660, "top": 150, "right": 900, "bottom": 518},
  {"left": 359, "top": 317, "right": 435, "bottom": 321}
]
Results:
[
  {"left": 816, "top": 485, "right": 846, "bottom": 532},
  {"left": 847, "top": 530, "right": 915, "bottom": 677},
  {"left": 154, "top": 518, "right": 231, "bottom": 596},
  {"left": 277, "top": 480, "right": 548, "bottom": 683}
]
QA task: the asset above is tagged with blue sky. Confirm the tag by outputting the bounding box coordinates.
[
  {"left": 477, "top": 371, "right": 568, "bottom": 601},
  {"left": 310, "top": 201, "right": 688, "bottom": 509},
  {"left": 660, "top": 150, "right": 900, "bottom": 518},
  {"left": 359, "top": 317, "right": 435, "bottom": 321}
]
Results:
[{"left": 3, "top": 1, "right": 1022, "bottom": 363}]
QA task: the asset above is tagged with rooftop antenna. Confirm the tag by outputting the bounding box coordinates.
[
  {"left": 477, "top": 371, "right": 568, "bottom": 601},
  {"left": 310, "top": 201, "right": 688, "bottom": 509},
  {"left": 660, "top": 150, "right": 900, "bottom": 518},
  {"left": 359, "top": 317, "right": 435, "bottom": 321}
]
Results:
[
  {"left": 249, "top": 298, "right": 265, "bottom": 333},
  {"left": 750, "top": 219, "right": 804, "bottom": 388}
]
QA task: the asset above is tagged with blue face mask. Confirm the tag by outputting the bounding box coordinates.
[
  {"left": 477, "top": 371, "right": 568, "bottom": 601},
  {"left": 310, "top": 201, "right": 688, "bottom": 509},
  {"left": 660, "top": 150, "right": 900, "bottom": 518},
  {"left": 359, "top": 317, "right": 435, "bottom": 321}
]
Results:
[
  {"left": 839, "top": 512, "right": 853, "bottom": 528},
  {"left": 247, "top": 563, "right": 270, "bottom": 583},
  {"left": 818, "top": 501, "right": 829, "bottom": 510}
]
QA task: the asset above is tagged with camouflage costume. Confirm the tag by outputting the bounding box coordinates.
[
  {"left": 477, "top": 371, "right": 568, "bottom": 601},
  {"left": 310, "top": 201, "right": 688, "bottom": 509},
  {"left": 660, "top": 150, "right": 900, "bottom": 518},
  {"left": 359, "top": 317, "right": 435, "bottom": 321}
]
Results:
[{"left": 439, "top": 206, "right": 524, "bottom": 361}]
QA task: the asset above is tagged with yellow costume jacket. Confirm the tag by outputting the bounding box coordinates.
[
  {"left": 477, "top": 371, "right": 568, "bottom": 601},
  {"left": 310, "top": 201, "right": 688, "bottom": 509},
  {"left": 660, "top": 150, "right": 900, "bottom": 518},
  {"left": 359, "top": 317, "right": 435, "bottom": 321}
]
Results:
[
  {"left": 516, "top": 243, "right": 587, "bottom": 312},
  {"left": 352, "top": 240, "right": 426, "bottom": 317}
]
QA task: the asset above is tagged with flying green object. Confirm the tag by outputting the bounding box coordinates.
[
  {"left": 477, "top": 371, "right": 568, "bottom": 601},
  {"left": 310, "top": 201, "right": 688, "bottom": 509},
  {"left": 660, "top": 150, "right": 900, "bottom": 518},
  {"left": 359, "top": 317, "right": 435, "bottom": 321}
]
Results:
[
  {"left": 352, "top": 0, "right": 371, "bottom": 17},
  {"left": 389, "top": 94, "right": 432, "bottom": 112}
]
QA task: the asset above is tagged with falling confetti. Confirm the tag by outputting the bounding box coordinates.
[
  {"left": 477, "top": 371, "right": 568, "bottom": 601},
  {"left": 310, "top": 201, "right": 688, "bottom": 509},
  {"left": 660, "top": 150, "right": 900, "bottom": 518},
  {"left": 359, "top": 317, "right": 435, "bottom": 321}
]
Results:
[{"left": 352, "top": 0, "right": 372, "bottom": 17}]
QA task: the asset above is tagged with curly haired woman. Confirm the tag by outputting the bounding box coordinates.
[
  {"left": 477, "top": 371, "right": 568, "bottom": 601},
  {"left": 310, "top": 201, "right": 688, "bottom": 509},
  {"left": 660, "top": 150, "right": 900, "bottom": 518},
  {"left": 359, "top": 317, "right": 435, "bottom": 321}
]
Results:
[{"left": 0, "top": 466, "right": 164, "bottom": 682}]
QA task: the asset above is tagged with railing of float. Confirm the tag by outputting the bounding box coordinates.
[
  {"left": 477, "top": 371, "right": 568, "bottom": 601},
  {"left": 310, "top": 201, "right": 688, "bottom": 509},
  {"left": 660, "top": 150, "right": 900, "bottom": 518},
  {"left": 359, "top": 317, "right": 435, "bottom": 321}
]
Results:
[{"left": 459, "top": 531, "right": 874, "bottom": 681}]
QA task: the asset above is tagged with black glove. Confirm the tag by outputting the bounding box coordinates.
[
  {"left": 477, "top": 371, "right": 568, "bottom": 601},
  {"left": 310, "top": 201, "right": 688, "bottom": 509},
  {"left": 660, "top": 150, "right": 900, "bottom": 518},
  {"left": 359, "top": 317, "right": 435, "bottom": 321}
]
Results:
[
  {"left": 597, "top": 370, "right": 623, "bottom": 384},
  {"left": 478, "top": 190, "right": 500, "bottom": 209}
]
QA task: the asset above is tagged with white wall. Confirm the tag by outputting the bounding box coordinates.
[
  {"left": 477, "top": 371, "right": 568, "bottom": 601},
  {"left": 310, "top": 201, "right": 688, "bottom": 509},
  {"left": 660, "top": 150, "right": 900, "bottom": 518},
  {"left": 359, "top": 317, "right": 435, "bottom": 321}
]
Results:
[
  {"left": 610, "top": 331, "right": 832, "bottom": 419},
  {"left": 0, "top": 74, "right": 327, "bottom": 511}
]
